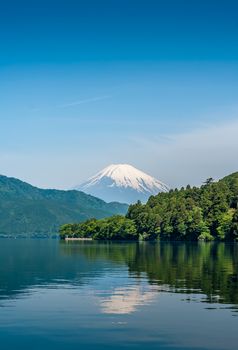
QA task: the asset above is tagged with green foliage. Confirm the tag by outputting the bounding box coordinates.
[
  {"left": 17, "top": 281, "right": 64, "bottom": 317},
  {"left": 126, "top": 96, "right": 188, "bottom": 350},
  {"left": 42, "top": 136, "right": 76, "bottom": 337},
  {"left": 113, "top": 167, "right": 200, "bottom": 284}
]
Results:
[
  {"left": 216, "top": 210, "right": 234, "bottom": 240},
  {"left": 198, "top": 230, "right": 214, "bottom": 241},
  {"left": 59, "top": 216, "right": 138, "bottom": 240},
  {"left": 94, "top": 216, "right": 138, "bottom": 240},
  {"left": 60, "top": 172, "right": 238, "bottom": 241},
  {"left": 230, "top": 209, "right": 238, "bottom": 240},
  {"left": 0, "top": 175, "right": 128, "bottom": 236}
]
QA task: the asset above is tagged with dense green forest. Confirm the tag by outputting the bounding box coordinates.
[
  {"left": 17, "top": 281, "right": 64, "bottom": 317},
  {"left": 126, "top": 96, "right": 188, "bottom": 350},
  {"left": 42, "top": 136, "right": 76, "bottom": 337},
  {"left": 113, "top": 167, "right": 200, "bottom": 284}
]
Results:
[
  {"left": 59, "top": 172, "right": 238, "bottom": 241},
  {"left": 0, "top": 174, "right": 128, "bottom": 236}
]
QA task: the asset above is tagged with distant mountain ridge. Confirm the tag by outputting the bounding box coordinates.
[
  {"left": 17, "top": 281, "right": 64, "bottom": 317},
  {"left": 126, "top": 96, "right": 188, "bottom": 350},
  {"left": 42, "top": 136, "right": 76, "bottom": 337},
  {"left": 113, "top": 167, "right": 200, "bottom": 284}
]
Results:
[
  {"left": 75, "top": 164, "right": 169, "bottom": 204},
  {"left": 0, "top": 174, "right": 128, "bottom": 236}
]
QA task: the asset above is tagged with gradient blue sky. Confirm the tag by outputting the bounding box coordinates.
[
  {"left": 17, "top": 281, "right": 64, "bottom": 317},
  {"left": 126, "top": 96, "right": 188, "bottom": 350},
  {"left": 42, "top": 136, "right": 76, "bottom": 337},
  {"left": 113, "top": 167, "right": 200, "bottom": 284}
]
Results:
[{"left": 1, "top": 0, "right": 238, "bottom": 189}]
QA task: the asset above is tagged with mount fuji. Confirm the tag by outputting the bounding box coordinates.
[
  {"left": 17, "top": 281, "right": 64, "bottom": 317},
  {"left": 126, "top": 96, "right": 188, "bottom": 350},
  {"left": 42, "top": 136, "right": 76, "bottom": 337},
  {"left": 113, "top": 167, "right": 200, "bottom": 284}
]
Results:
[{"left": 74, "top": 164, "right": 169, "bottom": 204}]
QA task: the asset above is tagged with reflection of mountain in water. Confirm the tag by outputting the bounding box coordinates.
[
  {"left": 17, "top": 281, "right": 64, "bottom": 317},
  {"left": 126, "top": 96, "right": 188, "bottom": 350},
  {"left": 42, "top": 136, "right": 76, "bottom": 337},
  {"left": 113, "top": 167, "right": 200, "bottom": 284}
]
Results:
[
  {"left": 0, "top": 240, "right": 238, "bottom": 311},
  {"left": 61, "top": 241, "right": 238, "bottom": 307},
  {"left": 99, "top": 284, "right": 157, "bottom": 314}
]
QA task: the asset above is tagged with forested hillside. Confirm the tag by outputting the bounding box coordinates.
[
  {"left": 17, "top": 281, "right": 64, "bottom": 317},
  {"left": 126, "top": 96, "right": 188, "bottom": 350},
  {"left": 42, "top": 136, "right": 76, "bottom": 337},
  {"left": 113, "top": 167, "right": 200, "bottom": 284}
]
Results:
[
  {"left": 0, "top": 175, "right": 128, "bottom": 236},
  {"left": 60, "top": 172, "right": 238, "bottom": 241}
]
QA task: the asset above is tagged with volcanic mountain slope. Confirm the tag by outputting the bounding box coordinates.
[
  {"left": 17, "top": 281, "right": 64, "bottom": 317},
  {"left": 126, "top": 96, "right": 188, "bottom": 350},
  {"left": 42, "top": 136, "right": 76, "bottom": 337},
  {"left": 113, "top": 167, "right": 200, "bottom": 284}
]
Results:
[
  {"left": 0, "top": 174, "right": 128, "bottom": 236},
  {"left": 75, "top": 164, "right": 169, "bottom": 204}
]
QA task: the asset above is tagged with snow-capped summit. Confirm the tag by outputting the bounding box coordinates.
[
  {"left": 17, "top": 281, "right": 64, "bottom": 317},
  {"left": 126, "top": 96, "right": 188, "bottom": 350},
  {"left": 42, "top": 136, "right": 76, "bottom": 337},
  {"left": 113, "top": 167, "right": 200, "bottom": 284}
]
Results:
[{"left": 74, "top": 164, "right": 169, "bottom": 204}]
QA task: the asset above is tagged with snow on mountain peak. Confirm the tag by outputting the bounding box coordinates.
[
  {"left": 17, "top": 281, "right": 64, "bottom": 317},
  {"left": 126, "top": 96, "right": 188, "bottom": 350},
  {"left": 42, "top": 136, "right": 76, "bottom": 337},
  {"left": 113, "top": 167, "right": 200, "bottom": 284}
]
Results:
[
  {"left": 75, "top": 164, "right": 169, "bottom": 204},
  {"left": 85, "top": 164, "right": 167, "bottom": 191}
]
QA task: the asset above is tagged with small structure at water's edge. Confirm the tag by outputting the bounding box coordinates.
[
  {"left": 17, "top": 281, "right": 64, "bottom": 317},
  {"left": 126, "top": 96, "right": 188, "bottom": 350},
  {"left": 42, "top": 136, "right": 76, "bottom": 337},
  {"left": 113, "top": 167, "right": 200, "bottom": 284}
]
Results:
[{"left": 64, "top": 237, "right": 93, "bottom": 241}]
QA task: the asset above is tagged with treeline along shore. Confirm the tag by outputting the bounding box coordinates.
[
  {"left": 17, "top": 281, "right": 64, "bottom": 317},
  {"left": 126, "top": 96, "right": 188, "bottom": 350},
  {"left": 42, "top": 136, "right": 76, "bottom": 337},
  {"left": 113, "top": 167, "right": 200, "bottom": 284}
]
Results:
[{"left": 59, "top": 172, "right": 238, "bottom": 241}]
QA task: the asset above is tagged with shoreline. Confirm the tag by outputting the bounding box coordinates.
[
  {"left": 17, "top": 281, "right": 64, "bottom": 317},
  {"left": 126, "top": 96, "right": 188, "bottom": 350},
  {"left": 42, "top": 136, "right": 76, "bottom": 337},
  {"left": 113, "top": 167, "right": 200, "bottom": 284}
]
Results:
[{"left": 64, "top": 237, "right": 93, "bottom": 241}]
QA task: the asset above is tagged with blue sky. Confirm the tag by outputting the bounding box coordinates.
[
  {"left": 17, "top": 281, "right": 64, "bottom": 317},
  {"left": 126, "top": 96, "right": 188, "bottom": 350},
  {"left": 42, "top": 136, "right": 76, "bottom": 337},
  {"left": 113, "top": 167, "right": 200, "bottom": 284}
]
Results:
[{"left": 1, "top": 0, "right": 238, "bottom": 188}]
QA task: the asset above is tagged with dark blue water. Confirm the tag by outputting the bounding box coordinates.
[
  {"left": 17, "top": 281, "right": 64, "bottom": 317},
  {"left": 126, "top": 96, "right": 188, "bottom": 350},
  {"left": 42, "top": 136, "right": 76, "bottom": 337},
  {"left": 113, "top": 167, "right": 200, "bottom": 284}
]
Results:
[{"left": 0, "top": 240, "right": 237, "bottom": 350}]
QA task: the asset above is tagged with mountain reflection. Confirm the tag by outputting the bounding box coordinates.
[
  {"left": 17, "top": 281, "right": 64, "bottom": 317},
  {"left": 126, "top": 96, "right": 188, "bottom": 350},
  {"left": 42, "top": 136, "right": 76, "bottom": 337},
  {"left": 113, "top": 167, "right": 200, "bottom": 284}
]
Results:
[
  {"left": 99, "top": 284, "right": 157, "bottom": 314},
  {"left": 60, "top": 241, "right": 238, "bottom": 306},
  {"left": 0, "top": 240, "right": 237, "bottom": 311}
]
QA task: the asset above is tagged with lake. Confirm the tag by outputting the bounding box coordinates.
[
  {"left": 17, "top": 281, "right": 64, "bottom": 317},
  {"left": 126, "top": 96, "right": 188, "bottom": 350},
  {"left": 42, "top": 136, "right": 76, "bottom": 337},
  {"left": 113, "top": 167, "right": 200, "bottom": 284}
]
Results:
[{"left": 0, "top": 240, "right": 237, "bottom": 350}]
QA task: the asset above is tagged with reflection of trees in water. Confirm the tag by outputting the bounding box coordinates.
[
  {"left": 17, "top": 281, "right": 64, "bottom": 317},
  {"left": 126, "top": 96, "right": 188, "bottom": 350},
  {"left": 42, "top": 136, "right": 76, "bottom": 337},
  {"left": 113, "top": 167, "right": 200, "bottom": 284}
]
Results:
[
  {"left": 0, "top": 240, "right": 237, "bottom": 308},
  {"left": 0, "top": 240, "right": 106, "bottom": 300},
  {"left": 61, "top": 242, "right": 238, "bottom": 305},
  {"left": 128, "top": 243, "right": 238, "bottom": 305},
  {"left": 60, "top": 241, "right": 138, "bottom": 265}
]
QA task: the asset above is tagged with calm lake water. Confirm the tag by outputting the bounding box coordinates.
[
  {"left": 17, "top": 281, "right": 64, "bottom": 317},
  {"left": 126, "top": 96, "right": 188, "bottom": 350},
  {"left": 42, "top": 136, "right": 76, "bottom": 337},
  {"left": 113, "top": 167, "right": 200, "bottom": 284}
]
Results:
[{"left": 0, "top": 240, "right": 238, "bottom": 350}]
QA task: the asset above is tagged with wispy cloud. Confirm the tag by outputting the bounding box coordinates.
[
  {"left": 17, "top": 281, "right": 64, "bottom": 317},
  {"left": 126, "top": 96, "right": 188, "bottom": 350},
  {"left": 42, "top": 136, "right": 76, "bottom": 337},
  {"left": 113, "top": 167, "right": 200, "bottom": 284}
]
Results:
[
  {"left": 57, "top": 95, "right": 111, "bottom": 108},
  {"left": 26, "top": 95, "right": 112, "bottom": 116},
  {"left": 129, "top": 118, "right": 238, "bottom": 188}
]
